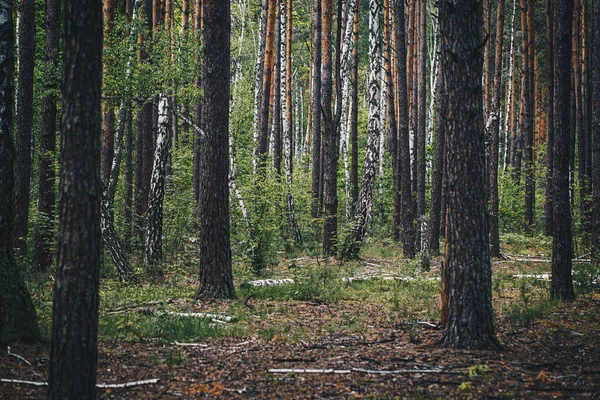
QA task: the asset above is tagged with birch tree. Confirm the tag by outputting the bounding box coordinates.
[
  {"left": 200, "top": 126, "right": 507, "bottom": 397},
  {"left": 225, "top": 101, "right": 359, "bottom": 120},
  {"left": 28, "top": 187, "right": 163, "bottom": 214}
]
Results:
[
  {"left": 340, "top": 0, "right": 381, "bottom": 259},
  {"left": 144, "top": 95, "right": 171, "bottom": 276}
]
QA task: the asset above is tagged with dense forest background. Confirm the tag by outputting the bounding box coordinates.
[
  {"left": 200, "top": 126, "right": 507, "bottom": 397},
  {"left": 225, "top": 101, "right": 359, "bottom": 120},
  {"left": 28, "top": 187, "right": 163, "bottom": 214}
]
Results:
[{"left": 10, "top": 0, "right": 599, "bottom": 276}]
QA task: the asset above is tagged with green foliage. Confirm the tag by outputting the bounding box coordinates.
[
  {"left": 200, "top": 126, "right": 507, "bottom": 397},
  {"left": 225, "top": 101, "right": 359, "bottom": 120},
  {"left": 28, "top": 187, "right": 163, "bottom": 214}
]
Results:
[
  {"left": 506, "top": 296, "right": 559, "bottom": 327},
  {"left": 573, "top": 262, "right": 600, "bottom": 295}
]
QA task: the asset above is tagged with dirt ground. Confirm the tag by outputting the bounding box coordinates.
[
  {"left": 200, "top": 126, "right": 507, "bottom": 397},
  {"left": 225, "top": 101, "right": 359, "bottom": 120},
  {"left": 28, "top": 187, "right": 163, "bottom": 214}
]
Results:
[{"left": 1, "top": 291, "right": 599, "bottom": 399}]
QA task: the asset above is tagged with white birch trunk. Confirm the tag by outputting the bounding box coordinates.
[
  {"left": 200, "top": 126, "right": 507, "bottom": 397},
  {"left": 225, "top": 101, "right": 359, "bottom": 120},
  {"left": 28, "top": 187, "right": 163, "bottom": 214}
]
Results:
[
  {"left": 252, "top": 0, "right": 268, "bottom": 174},
  {"left": 502, "top": 0, "right": 517, "bottom": 173},
  {"left": 341, "top": 0, "right": 381, "bottom": 258},
  {"left": 101, "top": 3, "right": 141, "bottom": 281},
  {"left": 337, "top": 0, "right": 358, "bottom": 222},
  {"left": 144, "top": 94, "right": 171, "bottom": 274}
]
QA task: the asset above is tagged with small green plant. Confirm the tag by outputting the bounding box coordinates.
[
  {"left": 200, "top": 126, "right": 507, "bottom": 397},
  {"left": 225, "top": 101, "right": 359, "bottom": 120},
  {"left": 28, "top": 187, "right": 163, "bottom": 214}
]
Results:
[
  {"left": 467, "top": 364, "right": 489, "bottom": 378},
  {"left": 573, "top": 262, "right": 600, "bottom": 294}
]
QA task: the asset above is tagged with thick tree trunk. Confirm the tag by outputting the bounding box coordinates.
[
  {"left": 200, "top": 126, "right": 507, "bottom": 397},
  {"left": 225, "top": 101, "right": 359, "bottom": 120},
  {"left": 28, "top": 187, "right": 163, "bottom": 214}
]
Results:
[
  {"left": 489, "top": 0, "right": 505, "bottom": 258},
  {"left": 321, "top": 0, "right": 337, "bottom": 256},
  {"left": 551, "top": 0, "right": 575, "bottom": 301},
  {"left": 13, "top": 0, "right": 36, "bottom": 258},
  {"left": 577, "top": 0, "right": 591, "bottom": 233},
  {"left": 102, "top": 0, "right": 116, "bottom": 187},
  {"left": 396, "top": 0, "right": 415, "bottom": 259},
  {"left": 144, "top": 95, "right": 171, "bottom": 276},
  {"left": 32, "top": 0, "right": 61, "bottom": 272},
  {"left": 592, "top": 0, "right": 600, "bottom": 263},
  {"left": 482, "top": 0, "right": 493, "bottom": 119},
  {"left": 429, "top": 57, "right": 446, "bottom": 256},
  {"left": 311, "top": 0, "right": 322, "bottom": 218},
  {"left": 48, "top": 0, "right": 103, "bottom": 397},
  {"left": 439, "top": 0, "right": 499, "bottom": 349},
  {"left": 196, "top": 0, "right": 235, "bottom": 299},
  {"left": 545, "top": 0, "right": 555, "bottom": 236},
  {"left": 0, "top": 0, "right": 40, "bottom": 343},
  {"left": 340, "top": 0, "right": 381, "bottom": 259}
]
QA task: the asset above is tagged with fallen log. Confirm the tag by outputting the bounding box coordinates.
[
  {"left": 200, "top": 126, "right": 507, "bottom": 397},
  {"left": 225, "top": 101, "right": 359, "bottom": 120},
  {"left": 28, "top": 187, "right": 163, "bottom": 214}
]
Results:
[
  {"left": 242, "top": 279, "right": 295, "bottom": 288},
  {"left": 0, "top": 378, "right": 159, "bottom": 388}
]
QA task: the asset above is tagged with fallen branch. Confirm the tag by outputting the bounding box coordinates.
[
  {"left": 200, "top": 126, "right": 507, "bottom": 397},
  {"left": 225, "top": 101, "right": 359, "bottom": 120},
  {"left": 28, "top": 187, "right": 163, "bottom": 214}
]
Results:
[
  {"left": 242, "top": 279, "right": 295, "bottom": 288},
  {"left": 173, "top": 341, "right": 209, "bottom": 347},
  {"left": 161, "top": 311, "right": 236, "bottom": 323},
  {"left": 268, "top": 367, "right": 456, "bottom": 375},
  {"left": 269, "top": 368, "right": 351, "bottom": 374},
  {"left": 0, "top": 378, "right": 159, "bottom": 388},
  {"left": 7, "top": 347, "right": 31, "bottom": 366},
  {"left": 97, "top": 378, "right": 159, "bottom": 388}
]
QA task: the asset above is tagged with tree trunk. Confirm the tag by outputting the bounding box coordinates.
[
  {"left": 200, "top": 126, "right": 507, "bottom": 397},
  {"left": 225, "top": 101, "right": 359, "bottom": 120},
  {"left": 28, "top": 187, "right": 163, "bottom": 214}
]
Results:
[
  {"left": 521, "top": 0, "right": 534, "bottom": 234},
  {"left": 429, "top": 55, "right": 446, "bottom": 256},
  {"left": 551, "top": 0, "right": 575, "bottom": 301},
  {"left": 503, "top": 0, "right": 517, "bottom": 173},
  {"left": 0, "top": 0, "right": 40, "bottom": 343},
  {"left": 545, "top": 0, "right": 555, "bottom": 236},
  {"left": 577, "top": 0, "right": 591, "bottom": 233},
  {"left": 416, "top": 0, "right": 427, "bottom": 253},
  {"left": 48, "top": 0, "right": 103, "bottom": 396},
  {"left": 102, "top": 0, "right": 116, "bottom": 187},
  {"left": 144, "top": 95, "right": 171, "bottom": 276},
  {"left": 13, "top": 0, "right": 35, "bottom": 257},
  {"left": 196, "top": 0, "right": 235, "bottom": 299},
  {"left": 350, "top": 0, "right": 360, "bottom": 216},
  {"left": 257, "top": 0, "right": 277, "bottom": 167},
  {"left": 311, "top": 0, "right": 322, "bottom": 218},
  {"left": 321, "top": 0, "right": 337, "bottom": 256},
  {"left": 282, "top": 0, "right": 302, "bottom": 244},
  {"left": 340, "top": 0, "right": 381, "bottom": 259},
  {"left": 134, "top": 0, "right": 153, "bottom": 245},
  {"left": 482, "top": 0, "right": 493, "bottom": 120},
  {"left": 193, "top": 0, "right": 202, "bottom": 206},
  {"left": 253, "top": 0, "right": 268, "bottom": 173},
  {"left": 489, "top": 0, "right": 505, "bottom": 258},
  {"left": 384, "top": 0, "right": 399, "bottom": 242},
  {"left": 439, "top": 0, "right": 499, "bottom": 349},
  {"left": 32, "top": 0, "right": 61, "bottom": 272},
  {"left": 396, "top": 0, "right": 415, "bottom": 259},
  {"left": 273, "top": 1, "right": 282, "bottom": 175},
  {"left": 591, "top": 0, "right": 599, "bottom": 263}
]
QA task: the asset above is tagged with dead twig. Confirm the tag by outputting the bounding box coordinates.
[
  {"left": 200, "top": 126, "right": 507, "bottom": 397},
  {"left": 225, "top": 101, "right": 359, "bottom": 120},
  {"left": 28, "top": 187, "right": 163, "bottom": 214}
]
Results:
[{"left": 7, "top": 347, "right": 31, "bottom": 366}]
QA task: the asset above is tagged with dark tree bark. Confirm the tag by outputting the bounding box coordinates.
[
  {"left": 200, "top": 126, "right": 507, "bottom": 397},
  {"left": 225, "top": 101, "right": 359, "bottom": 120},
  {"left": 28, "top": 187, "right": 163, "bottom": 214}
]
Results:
[
  {"left": 439, "top": 0, "right": 499, "bottom": 349},
  {"left": 0, "top": 0, "right": 40, "bottom": 343},
  {"left": 521, "top": 0, "right": 535, "bottom": 234},
  {"left": 545, "top": 0, "right": 555, "bottom": 237},
  {"left": 47, "top": 0, "right": 103, "bottom": 397},
  {"left": 429, "top": 56, "right": 446, "bottom": 256},
  {"left": 489, "top": 0, "right": 505, "bottom": 258},
  {"left": 195, "top": 0, "right": 234, "bottom": 299},
  {"left": 32, "top": 0, "right": 60, "bottom": 272},
  {"left": 321, "top": 0, "right": 337, "bottom": 257},
  {"left": 592, "top": 0, "right": 600, "bottom": 263},
  {"left": 384, "top": 0, "right": 399, "bottom": 242},
  {"left": 134, "top": 0, "right": 153, "bottom": 245},
  {"left": 311, "top": 0, "right": 322, "bottom": 218},
  {"left": 13, "top": 0, "right": 35, "bottom": 257},
  {"left": 102, "top": 0, "right": 117, "bottom": 186},
  {"left": 577, "top": 0, "right": 591, "bottom": 233},
  {"left": 395, "top": 0, "right": 415, "bottom": 259},
  {"left": 193, "top": 0, "right": 202, "bottom": 205},
  {"left": 551, "top": 0, "right": 575, "bottom": 301}
]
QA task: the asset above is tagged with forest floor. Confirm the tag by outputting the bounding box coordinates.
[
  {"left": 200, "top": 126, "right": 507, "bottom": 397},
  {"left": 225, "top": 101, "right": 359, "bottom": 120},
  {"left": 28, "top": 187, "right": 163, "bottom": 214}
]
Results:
[{"left": 2, "top": 244, "right": 600, "bottom": 399}]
